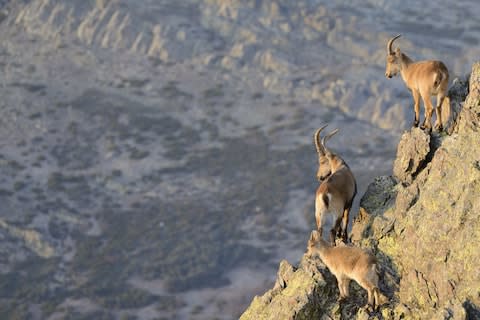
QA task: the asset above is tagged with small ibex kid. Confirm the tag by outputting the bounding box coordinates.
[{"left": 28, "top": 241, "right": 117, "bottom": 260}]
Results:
[{"left": 306, "top": 230, "right": 382, "bottom": 310}]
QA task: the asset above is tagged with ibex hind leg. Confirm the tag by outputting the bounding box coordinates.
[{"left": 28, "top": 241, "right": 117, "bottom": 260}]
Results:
[
  {"left": 373, "top": 287, "right": 381, "bottom": 310},
  {"left": 315, "top": 202, "right": 323, "bottom": 233},
  {"left": 360, "top": 283, "right": 379, "bottom": 312},
  {"left": 329, "top": 228, "right": 336, "bottom": 246},
  {"left": 420, "top": 95, "right": 434, "bottom": 132},
  {"left": 336, "top": 277, "right": 350, "bottom": 303},
  {"left": 332, "top": 218, "right": 343, "bottom": 245},
  {"left": 435, "top": 94, "right": 446, "bottom": 131},
  {"left": 315, "top": 213, "right": 321, "bottom": 232}
]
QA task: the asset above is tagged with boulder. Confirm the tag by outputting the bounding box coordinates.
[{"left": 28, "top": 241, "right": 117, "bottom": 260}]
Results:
[{"left": 393, "top": 128, "right": 431, "bottom": 185}]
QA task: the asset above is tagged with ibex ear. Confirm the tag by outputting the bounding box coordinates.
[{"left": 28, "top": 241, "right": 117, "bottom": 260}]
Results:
[{"left": 395, "top": 47, "right": 401, "bottom": 57}]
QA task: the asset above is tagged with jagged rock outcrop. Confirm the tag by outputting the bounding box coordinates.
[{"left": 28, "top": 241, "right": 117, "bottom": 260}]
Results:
[
  {"left": 241, "top": 62, "right": 480, "bottom": 319},
  {"left": 239, "top": 259, "right": 332, "bottom": 320},
  {"left": 393, "top": 127, "right": 431, "bottom": 185},
  {"left": 240, "top": 256, "right": 376, "bottom": 320}
]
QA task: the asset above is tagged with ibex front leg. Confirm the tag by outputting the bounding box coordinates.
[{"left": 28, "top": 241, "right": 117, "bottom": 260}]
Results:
[
  {"left": 412, "top": 89, "right": 421, "bottom": 127},
  {"left": 315, "top": 201, "right": 323, "bottom": 234},
  {"left": 341, "top": 207, "right": 350, "bottom": 243}
]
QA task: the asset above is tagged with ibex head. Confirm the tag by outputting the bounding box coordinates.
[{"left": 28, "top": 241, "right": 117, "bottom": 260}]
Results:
[
  {"left": 313, "top": 125, "right": 339, "bottom": 181},
  {"left": 385, "top": 34, "right": 402, "bottom": 78},
  {"left": 306, "top": 230, "right": 324, "bottom": 256}
]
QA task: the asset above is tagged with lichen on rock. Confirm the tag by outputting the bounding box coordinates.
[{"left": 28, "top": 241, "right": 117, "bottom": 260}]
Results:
[
  {"left": 393, "top": 127, "right": 431, "bottom": 185},
  {"left": 240, "top": 257, "right": 333, "bottom": 320}
]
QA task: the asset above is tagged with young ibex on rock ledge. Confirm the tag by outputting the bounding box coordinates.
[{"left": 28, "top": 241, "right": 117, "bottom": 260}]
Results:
[
  {"left": 385, "top": 34, "right": 450, "bottom": 132},
  {"left": 313, "top": 125, "right": 356, "bottom": 244},
  {"left": 306, "top": 230, "right": 382, "bottom": 310}
]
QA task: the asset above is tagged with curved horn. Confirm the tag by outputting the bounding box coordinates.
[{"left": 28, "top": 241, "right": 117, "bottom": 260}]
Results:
[
  {"left": 387, "top": 34, "right": 401, "bottom": 54},
  {"left": 309, "top": 230, "right": 320, "bottom": 242},
  {"left": 314, "top": 124, "right": 328, "bottom": 155},
  {"left": 322, "top": 128, "right": 339, "bottom": 154}
]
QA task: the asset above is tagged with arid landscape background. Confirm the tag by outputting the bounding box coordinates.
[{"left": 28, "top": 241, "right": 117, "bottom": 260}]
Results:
[{"left": 0, "top": 1, "right": 479, "bottom": 319}]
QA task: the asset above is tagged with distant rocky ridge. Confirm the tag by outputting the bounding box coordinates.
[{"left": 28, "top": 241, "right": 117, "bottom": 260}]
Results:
[
  {"left": 240, "top": 63, "right": 480, "bottom": 319},
  {"left": 4, "top": 0, "right": 428, "bottom": 132}
]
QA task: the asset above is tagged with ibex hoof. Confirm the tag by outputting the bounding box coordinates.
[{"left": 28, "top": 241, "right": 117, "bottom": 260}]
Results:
[
  {"left": 412, "top": 121, "right": 419, "bottom": 128},
  {"left": 435, "top": 124, "right": 443, "bottom": 132},
  {"left": 420, "top": 125, "right": 432, "bottom": 133},
  {"left": 365, "top": 304, "right": 376, "bottom": 313}
]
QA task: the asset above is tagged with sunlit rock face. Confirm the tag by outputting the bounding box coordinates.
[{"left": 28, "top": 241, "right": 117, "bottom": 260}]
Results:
[{"left": 242, "top": 63, "right": 480, "bottom": 319}]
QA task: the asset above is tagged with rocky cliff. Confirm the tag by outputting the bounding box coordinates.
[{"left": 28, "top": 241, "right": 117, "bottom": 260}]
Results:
[{"left": 240, "top": 62, "right": 480, "bottom": 320}]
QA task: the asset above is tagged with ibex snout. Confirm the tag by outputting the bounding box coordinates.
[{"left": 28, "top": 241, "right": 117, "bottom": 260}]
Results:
[{"left": 385, "top": 72, "right": 392, "bottom": 78}]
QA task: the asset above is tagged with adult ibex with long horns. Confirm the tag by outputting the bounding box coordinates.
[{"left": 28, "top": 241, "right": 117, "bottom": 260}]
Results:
[
  {"left": 313, "top": 125, "right": 357, "bottom": 244},
  {"left": 385, "top": 34, "right": 450, "bottom": 132}
]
